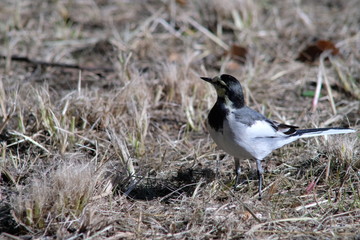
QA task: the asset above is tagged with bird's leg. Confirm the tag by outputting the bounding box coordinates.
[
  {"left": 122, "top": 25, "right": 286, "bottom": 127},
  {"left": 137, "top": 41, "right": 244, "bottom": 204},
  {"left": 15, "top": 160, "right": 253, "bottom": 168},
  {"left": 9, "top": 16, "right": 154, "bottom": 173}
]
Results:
[
  {"left": 234, "top": 158, "right": 241, "bottom": 186},
  {"left": 256, "top": 159, "right": 264, "bottom": 200}
]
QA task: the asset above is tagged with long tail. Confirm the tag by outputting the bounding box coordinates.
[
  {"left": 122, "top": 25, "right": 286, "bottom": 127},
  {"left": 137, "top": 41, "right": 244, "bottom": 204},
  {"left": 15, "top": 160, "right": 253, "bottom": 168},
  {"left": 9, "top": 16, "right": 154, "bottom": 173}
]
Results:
[{"left": 293, "top": 128, "right": 356, "bottom": 138}]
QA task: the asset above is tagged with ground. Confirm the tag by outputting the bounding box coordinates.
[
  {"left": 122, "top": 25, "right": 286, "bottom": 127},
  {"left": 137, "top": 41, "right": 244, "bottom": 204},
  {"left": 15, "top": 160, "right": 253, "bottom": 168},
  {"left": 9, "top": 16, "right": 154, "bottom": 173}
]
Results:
[{"left": 0, "top": 0, "right": 359, "bottom": 239}]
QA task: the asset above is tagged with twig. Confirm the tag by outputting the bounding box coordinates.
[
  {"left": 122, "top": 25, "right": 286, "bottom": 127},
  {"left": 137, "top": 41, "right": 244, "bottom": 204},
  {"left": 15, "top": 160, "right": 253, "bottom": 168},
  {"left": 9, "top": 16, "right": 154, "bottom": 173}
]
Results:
[
  {"left": 295, "top": 198, "right": 334, "bottom": 211},
  {"left": 186, "top": 17, "right": 229, "bottom": 50},
  {"left": 312, "top": 51, "right": 336, "bottom": 113},
  {"left": 8, "top": 131, "right": 50, "bottom": 154},
  {"left": 221, "top": 183, "right": 263, "bottom": 223},
  {"left": 0, "top": 232, "right": 22, "bottom": 240},
  {"left": 321, "top": 56, "right": 337, "bottom": 115},
  {"left": 0, "top": 54, "right": 114, "bottom": 72},
  {"left": 159, "top": 182, "right": 199, "bottom": 202},
  {"left": 246, "top": 217, "right": 319, "bottom": 236},
  {"left": 312, "top": 58, "right": 323, "bottom": 112}
]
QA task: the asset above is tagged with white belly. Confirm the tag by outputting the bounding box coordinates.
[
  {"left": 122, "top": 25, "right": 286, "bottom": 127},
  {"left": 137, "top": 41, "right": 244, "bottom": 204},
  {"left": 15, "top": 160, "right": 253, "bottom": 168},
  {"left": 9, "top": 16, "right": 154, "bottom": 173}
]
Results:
[
  {"left": 208, "top": 119, "right": 254, "bottom": 160},
  {"left": 207, "top": 114, "right": 291, "bottom": 160}
]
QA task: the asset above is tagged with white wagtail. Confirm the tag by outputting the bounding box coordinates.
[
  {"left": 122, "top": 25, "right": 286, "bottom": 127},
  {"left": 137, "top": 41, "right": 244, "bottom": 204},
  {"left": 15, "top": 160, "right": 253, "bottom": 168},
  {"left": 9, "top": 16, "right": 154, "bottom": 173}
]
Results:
[{"left": 201, "top": 74, "right": 356, "bottom": 199}]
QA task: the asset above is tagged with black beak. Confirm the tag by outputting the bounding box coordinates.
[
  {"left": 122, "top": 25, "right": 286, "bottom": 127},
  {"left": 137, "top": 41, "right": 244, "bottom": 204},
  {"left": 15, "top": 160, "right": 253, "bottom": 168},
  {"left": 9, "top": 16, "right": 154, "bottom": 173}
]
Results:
[{"left": 200, "top": 77, "right": 212, "bottom": 82}]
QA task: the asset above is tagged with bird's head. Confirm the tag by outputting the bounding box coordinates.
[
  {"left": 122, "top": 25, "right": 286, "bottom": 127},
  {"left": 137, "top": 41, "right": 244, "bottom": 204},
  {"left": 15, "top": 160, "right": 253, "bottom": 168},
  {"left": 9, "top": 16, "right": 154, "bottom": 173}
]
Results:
[{"left": 201, "top": 74, "right": 245, "bottom": 108}]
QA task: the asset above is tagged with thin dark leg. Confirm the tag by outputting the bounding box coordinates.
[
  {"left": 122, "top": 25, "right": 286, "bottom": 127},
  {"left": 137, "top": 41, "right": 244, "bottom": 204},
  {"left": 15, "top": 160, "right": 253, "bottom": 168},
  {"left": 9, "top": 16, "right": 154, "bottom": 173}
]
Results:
[
  {"left": 234, "top": 158, "right": 241, "bottom": 186},
  {"left": 256, "top": 159, "right": 264, "bottom": 200}
]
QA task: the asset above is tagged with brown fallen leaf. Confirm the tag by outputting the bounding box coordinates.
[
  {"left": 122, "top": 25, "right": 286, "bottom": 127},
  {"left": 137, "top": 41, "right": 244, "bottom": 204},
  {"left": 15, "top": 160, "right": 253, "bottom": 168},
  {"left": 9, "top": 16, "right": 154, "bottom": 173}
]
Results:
[
  {"left": 305, "top": 179, "right": 316, "bottom": 194},
  {"left": 227, "top": 44, "right": 248, "bottom": 64},
  {"left": 241, "top": 211, "right": 253, "bottom": 221},
  {"left": 176, "top": 0, "right": 187, "bottom": 6},
  {"left": 296, "top": 39, "right": 340, "bottom": 62},
  {"left": 316, "top": 40, "right": 339, "bottom": 55},
  {"left": 266, "top": 181, "right": 278, "bottom": 200}
]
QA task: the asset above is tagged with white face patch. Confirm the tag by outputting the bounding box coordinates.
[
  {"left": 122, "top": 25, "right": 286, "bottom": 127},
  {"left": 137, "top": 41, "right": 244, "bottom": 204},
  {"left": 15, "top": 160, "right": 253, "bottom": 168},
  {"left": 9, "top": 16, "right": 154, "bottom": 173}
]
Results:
[
  {"left": 224, "top": 95, "right": 234, "bottom": 109},
  {"left": 219, "top": 80, "right": 227, "bottom": 87},
  {"left": 212, "top": 76, "right": 228, "bottom": 97}
]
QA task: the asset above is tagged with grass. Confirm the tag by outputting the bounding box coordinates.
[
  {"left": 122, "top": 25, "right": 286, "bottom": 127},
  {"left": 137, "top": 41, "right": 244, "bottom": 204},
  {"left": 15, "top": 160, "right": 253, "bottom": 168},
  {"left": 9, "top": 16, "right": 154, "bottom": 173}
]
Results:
[{"left": 0, "top": 0, "right": 359, "bottom": 239}]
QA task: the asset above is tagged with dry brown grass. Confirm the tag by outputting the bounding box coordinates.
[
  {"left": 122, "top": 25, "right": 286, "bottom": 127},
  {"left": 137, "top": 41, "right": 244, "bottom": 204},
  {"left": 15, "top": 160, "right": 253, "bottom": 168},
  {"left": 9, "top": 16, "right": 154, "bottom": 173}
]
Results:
[{"left": 0, "top": 0, "right": 359, "bottom": 239}]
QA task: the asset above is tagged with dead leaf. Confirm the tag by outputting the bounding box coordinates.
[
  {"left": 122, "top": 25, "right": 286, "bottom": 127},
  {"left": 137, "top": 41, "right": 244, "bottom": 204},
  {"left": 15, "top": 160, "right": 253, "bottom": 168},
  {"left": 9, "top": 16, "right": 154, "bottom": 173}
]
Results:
[
  {"left": 227, "top": 44, "right": 248, "bottom": 64},
  {"left": 316, "top": 40, "right": 339, "bottom": 55},
  {"left": 267, "top": 181, "right": 278, "bottom": 200},
  {"left": 305, "top": 180, "right": 316, "bottom": 194},
  {"left": 241, "top": 211, "right": 253, "bottom": 221},
  {"left": 296, "top": 39, "right": 340, "bottom": 62},
  {"left": 176, "top": 0, "right": 187, "bottom": 6}
]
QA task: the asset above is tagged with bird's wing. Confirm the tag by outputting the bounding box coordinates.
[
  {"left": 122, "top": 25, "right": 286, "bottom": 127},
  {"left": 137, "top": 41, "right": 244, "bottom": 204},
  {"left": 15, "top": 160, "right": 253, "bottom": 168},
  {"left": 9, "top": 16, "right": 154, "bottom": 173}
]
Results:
[
  {"left": 233, "top": 107, "right": 298, "bottom": 138},
  {"left": 269, "top": 120, "right": 299, "bottom": 135}
]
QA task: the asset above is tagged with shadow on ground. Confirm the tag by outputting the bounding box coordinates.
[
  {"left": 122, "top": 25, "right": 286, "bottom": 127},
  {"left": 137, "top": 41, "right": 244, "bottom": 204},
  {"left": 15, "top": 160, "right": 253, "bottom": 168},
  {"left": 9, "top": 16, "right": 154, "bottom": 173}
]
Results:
[{"left": 116, "top": 167, "right": 216, "bottom": 202}]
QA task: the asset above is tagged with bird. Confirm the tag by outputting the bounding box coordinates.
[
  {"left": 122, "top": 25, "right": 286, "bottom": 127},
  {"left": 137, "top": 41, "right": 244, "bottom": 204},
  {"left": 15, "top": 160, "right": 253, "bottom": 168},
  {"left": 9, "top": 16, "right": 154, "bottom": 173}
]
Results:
[{"left": 201, "top": 74, "right": 356, "bottom": 200}]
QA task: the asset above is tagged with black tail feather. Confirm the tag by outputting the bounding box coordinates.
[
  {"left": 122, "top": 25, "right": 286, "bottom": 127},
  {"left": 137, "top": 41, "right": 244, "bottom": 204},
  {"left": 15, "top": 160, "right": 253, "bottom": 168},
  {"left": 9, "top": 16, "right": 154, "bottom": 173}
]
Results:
[{"left": 294, "top": 127, "right": 355, "bottom": 137}]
